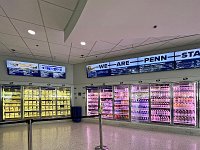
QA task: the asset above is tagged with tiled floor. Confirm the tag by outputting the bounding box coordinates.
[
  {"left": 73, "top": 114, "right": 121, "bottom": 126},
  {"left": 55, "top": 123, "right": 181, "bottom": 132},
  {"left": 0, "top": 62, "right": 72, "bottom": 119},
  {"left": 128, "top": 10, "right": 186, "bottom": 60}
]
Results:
[{"left": 0, "top": 121, "right": 200, "bottom": 150}]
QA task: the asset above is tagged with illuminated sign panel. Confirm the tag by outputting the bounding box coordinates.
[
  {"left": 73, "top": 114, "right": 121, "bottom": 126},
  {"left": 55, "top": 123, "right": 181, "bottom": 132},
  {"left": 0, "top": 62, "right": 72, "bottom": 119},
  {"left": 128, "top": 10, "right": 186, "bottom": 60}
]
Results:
[
  {"left": 175, "top": 48, "right": 200, "bottom": 69},
  {"left": 86, "top": 48, "right": 200, "bottom": 78}
]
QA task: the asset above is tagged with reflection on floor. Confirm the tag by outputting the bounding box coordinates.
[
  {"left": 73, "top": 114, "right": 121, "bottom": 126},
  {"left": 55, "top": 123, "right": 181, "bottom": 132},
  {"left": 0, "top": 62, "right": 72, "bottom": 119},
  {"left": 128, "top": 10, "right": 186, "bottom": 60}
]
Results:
[{"left": 0, "top": 121, "right": 200, "bottom": 150}]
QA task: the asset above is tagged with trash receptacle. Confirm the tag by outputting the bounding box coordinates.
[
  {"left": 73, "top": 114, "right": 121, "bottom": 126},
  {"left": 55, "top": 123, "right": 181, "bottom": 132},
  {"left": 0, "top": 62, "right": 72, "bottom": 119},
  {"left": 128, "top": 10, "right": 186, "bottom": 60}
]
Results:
[{"left": 71, "top": 106, "right": 82, "bottom": 122}]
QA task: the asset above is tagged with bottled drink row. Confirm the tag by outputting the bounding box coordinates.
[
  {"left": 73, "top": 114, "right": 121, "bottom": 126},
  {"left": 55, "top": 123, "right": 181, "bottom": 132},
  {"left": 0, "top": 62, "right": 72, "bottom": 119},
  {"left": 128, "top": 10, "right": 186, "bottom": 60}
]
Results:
[
  {"left": 131, "top": 85, "right": 149, "bottom": 122},
  {"left": 100, "top": 87, "right": 113, "bottom": 119},
  {"left": 87, "top": 87, "right": 99, "bottom": 116},
  {"left": 87, "top": 82, "right": 197, "bottom": 126},
  {"left": 173, "top": 83, "right": 196, "bottom": 126}
]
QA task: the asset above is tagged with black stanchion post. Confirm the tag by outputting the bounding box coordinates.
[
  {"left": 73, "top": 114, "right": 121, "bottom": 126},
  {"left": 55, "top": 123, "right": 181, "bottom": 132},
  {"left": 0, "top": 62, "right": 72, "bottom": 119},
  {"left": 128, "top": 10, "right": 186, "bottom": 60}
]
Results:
[
  {"left": 95, "top": 100, "right": 108, "bottom": 150},
  {"left": 27, "top": 119, "right": 33, "bottom": 150},
  {"left": 99, "top": 113, "right": 103, "bottom": 149}
]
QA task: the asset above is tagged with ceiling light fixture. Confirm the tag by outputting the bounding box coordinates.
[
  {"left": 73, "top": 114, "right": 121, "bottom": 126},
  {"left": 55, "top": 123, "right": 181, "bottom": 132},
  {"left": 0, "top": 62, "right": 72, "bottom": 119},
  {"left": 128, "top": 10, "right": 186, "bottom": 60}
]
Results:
[
  {"left": 80, "top": 41, "right": 86, "bottom": 46},
  {"left": 28, "top": 30, "right": 36, "bottom": 35}
]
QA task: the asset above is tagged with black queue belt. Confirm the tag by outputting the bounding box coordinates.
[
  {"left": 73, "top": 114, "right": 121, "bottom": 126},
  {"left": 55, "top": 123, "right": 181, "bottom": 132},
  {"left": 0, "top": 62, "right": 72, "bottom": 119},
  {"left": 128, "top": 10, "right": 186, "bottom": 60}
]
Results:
[
  {"left": 0, "top": 114, "right": 108, "bottom": 150},
  {"left": 0, "top": 115, "right": 99, "bottom": 125}
]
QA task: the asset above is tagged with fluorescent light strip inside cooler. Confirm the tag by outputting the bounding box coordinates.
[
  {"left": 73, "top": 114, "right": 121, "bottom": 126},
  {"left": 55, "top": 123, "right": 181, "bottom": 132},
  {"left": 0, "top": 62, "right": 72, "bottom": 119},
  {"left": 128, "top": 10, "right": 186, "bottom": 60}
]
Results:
[
  {"left": 131, "top": 84, "right": 149, "bottom": 122},
  {"left": 114, "top": 85, "right": 129, "bottom": 121},
  {"left": 41, "top": 87, "right": 57, "bottom": 117},
  {"left": 173, "top": 82, "right": 196, "bottom": 126},
  {"left": 3, "top": 86, "right": 21, "bottom": 120},
  {"left": 23, "top": 86, "right": 40, "bottom": 118},
  {"left": 150, "top": 84, "right": 171, "bottom": 123},
  {"left": 87, "top": 87, "right": 99, "bottom": 116},
  {"left": 57, "top": 87, "right": 71, "bottom": 116},
  {"left": 100, "top": 86, "right": 113, "bottom": 119}
]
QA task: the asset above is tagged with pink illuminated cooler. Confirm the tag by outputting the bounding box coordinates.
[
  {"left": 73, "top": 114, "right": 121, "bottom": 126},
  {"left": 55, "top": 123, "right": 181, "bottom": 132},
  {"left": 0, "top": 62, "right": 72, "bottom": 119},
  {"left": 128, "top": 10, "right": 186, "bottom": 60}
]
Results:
[
  {"left": 173, "top": 82, "right": 197, "bottom": 126},
  {"left": 114, "top": 85, "right": 129, "bottom": 121},
  {"left": 100, "top": 86, "right": 113, "bottom": 119},
  {"left": 87, "top": 87, "right": 99, "bottom": 116},
  {"left": 150, "top": 84, "right": 171, "bottom": 123},
  {"left": 131, "top": 84, "right": 149, "bottom": 122}
]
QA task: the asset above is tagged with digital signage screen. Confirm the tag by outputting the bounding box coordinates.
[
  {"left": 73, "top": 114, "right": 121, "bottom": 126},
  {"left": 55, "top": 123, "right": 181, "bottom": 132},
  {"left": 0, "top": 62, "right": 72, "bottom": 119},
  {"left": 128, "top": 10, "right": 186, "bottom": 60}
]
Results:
[
  {"left": 39, "top": 64, "right": 66, "bottom": 79},
  {"left": 110, "top": 58, "right": 139, "bottom": 75},
  {"left": 138, "top": 52, "right": 175, "bottom": 73},
  {"left": 86, "top": 62, "right": 111, "bottom": 78},
  {"left": 6, "top": 60, "right": 39, "bottom": 77},
  {"left": 175, "top": 48, "right": 200, "bottom": 70},
  {"left": 86, "top": 48, "right": 200, "bottom": 78}
]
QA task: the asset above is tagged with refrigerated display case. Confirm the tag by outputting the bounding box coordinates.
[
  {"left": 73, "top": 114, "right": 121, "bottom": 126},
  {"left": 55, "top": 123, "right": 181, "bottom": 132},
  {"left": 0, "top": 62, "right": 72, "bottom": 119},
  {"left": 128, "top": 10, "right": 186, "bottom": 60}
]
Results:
[
  {"left": 100, "top": 86, "right": 113, "bottom": 119},
  {"left": 150, "top": 84, "right": 171, "bottom": 123},
  {"left": 23, "top": 86, "right": 40, "bottom": 118},
  {"left": 87, "top": 87, "right": 99, "bottom": 116},
  {"left": 41, "top": 87, "right": 57, "bottom": 117},
  {"left": 131, "top": 84, "right": 149, "bottom": 122},
  {"left": 2, "top": 86, "right": 21, "bottom": 120},
  {"left": 173, "top": 82, "right": 197, "bottom": 126},
  {"left": 56, "top": 87, "right": 71, "bottom": 117},
  {"left": 114, "top": 85, "right": 129, "bottom": 121}
]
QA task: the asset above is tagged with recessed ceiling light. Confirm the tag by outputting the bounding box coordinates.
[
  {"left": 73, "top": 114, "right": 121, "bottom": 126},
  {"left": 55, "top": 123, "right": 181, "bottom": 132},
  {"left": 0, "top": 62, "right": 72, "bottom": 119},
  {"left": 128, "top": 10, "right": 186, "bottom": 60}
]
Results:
[
  {"left": 28, "top": 30, "right": 36, "bottom": 35},
  {"left": 80, "top": 41, "right": 86, "bottom": 46}
]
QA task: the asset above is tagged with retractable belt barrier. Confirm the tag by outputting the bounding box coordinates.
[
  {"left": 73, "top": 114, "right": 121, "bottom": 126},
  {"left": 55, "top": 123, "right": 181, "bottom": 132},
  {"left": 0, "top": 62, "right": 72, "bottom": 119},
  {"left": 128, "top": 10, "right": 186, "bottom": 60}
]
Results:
[{"left": 0, "top": 115, "right": 108, "bottom": 150}]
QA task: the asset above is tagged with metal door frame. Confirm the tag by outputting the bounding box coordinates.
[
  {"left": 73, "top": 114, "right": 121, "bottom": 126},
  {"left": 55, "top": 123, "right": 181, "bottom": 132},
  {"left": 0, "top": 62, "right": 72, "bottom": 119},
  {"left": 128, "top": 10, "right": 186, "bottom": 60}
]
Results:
[{"left": 0, "top": 86, "right": 2, "bottom": 121}]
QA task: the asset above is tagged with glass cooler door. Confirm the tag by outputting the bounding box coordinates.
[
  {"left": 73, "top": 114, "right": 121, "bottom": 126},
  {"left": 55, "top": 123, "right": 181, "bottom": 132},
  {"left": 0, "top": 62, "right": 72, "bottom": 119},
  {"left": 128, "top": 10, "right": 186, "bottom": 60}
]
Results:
[
  {"left": 131, "top": 84, "right": 149, "bottom": 122},
  {"left": 114, "top": 85, "right": 129, "bottom": 121},
  {"left": 56, "top": 87, "right": 71, "bottom": 117},
  {"left": 87, "top": 87, "right": 99, "bottom": 116},
  {"left": 173, "top": 82, "right": 196, "bottom": 126},
  {"left": 41, "top": 87, "right": 57, "bottom": 118},
  {"left": 100, "top": 86, "right": 113, "bottom": 119},
  {"left": 150, "top": 84, "right": 171, "bottom": 123},
  {"left": 23, "top": 86, "right": 40, "bottom": 118},
  {"left": 2, "top": 86, "right": 22, "bottom": 120}
]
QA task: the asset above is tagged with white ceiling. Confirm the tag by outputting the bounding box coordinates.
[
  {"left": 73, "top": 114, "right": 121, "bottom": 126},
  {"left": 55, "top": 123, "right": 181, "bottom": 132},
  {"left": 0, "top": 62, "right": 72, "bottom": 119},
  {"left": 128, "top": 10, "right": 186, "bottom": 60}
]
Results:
[{"left": 0, "top": 0, "right": 200, "bottom": 64}]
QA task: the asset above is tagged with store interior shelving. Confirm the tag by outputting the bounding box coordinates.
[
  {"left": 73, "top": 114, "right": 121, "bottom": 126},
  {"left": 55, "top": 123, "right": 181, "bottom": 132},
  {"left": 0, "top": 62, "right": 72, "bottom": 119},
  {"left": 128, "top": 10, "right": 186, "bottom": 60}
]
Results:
[
  {"left": 87, "top": 87, "right": 99, "bottom": 116},
  {"left": 41, "top": 87, "right": 57, "bottom": 117},
  {"left": 23, "top": 86, "right": 40, "bottom": 118},
  {"left": 2, "top": 86, "right": 21, "bottom": 120},
  {"left": 173, "top": 82, "right": 196, "bottom": 126},
  {"left": 1, "top": 85, "right": 71, "bottom": 121},
  {"left": 57, "top": 87, "right": 71, "bottom": 116},
  {"left": 131, "top": 84, "right": 149, "bottom": 122},
  {"left": 150, "top": 84, "right": 171, "bottom": 123},
  {"left": 100, "top": 86, "right": 113, "bottom": 119},
  {"left": 114, "top": 85, "right": 129, "bottom": 121}
]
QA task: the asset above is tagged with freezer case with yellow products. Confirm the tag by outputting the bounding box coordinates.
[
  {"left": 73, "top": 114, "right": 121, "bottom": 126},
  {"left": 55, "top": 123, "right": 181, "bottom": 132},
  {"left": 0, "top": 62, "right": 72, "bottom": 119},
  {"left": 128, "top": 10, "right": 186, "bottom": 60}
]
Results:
[
  {"left": 56, "top": 87, "right": 71, "bottom": 117},
  {"left": 23, "top": 86, "right": 40, "bottom": 118},
  {"left": 41, "top": 87, "right": 57, "bottom": 117},
  {"left": 2, "top": 86, "right": 22, "bottom": 120}
]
